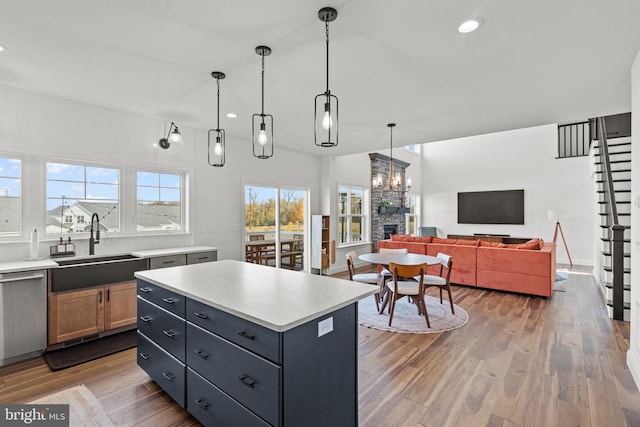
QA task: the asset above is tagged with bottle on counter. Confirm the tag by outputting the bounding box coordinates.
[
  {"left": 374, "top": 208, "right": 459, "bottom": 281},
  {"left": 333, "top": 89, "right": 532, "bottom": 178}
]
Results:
[
  {"left": 66, "top": 237, "right": 75, "bottom": 254},
  {"left": 57, "top": 237, "right": 66, "bottom": 254}
]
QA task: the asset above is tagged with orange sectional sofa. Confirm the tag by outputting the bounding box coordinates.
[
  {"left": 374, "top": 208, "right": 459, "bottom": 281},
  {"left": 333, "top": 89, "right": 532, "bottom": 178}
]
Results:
[{"left": 377, "top": 235, "right": 556, "bottom": 297}]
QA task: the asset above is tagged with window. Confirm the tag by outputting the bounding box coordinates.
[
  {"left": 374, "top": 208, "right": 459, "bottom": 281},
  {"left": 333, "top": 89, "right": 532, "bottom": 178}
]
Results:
[
  {"left": 46, "top": 162, "right": 120, "bottom": 235},
  {"left": 405, "top": 194, "right": 419, "bottom": 235},
  {"left": 338, "top": 185, "right": 366, "bottom": 245},
  {"left": 76, "top": 215, "right": 85, "bottom": 224},
  {"left": 0, "top": 157, "right": 21, "bottom": 236},
  {"left": 404, "top": 144, "right": 420, "bottom": 155},
  {"left": 136, "top": 171, "right": 183, "bottom": 232}
]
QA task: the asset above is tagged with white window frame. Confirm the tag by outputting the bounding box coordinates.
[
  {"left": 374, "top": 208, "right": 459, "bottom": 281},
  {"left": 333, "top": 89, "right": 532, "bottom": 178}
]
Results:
[
  {"left": 45, "top": 161, "right": 121, "bottom": 236},
  {"left": 135, "top": 169, "right": 187, "bottom": 234},
  {"left": 405, "top": 193, "right": 420, "bottom": 235},
  {"left": 403, "top": 144, "right": 421, "bottom": 155},
  {"left": 0, "top": 156, "right": 22, "bottom": 237},
  {"left": 337, "top": 184, "right": 369, "bottom": 246}
]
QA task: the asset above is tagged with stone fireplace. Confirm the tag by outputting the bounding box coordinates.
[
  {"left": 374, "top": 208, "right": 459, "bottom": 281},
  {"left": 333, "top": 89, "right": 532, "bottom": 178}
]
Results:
[{"left": 369, "top": 153, "right": 410, "bottom": 249}]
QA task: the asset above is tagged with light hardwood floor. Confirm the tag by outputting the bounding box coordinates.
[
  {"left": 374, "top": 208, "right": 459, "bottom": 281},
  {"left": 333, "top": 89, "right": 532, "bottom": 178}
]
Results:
[{"left": 0, "top": 264, "right": 638, "bottom": 426}]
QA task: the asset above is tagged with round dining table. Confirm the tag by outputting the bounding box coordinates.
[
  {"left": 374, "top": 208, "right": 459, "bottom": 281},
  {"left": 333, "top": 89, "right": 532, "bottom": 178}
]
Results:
[
  {"left": 358, "top": 252, "right": 441, "bottom": 314},
  {"left": 358, "top": 252, "right": 439, "bottom": 267}
]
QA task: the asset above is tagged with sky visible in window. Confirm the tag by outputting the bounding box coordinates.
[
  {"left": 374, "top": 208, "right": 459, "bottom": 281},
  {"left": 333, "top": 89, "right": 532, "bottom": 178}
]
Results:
[{"left": 0, "top": 158, "right": 20, "bottom": 198}]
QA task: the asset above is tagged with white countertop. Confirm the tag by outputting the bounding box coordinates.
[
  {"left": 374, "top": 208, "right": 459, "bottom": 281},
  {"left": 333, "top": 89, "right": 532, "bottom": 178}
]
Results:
[
  {"left": 0, "top": 259, "right": 58, "bottom": 274},
  {"left": 135, "top": 259, "right": 378, "bottom": 332},
  {"left": 130, "top": 246, "right": 218, "bottom": 258}
]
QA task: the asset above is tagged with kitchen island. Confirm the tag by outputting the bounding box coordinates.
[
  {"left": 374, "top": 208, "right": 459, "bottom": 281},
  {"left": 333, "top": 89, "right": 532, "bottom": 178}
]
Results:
[{"left": 135, "top": 259, "right": 377, "bottom": 427}]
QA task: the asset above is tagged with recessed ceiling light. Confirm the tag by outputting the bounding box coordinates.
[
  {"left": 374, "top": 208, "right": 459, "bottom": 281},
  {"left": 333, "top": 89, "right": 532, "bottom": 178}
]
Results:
[
  {"left": 458, "top": 18, "right": 482, "bottom": 34},
  {"left": 0, "top": 45, "right": 5, "bottom": 52},
  {"left": 226, "top": 113, "right": 237, "bottom": 118}
]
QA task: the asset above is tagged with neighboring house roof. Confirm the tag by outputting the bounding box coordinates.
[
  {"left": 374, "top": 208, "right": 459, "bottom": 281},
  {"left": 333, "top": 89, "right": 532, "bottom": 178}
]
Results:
[
  {"left": 76, "top": 201, "right": 120, "bottom": 231},
  {"left": 137, "top": 204, "right": 181, "bottom": 229},
  {"left": 0, "top": 197, "right": 20, "bottom": 234}
]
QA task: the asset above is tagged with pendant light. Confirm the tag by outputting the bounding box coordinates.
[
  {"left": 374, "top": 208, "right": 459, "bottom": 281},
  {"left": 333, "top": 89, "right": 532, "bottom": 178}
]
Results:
[
  {"left": 208, "top": 71, "right": 226, "bottom": 167},
  {"left": 314, "top": 6, "right": 339, "bottom": 147},
  {"left": 252, "top": 45, "right": 274, "bottom": 159},
  {"left": 158, "top": 121, "right": 183, "bottom": 149}
]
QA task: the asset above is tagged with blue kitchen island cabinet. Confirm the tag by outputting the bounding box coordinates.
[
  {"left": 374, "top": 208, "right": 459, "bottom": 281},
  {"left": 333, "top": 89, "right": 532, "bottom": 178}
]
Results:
[{"left": 135, "top": 260, "right": 377, "bottom": 427}]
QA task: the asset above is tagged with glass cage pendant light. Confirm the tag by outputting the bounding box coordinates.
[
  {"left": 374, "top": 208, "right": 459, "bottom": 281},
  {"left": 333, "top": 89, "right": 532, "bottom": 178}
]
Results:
[
  {"left": 208, "top": 71, "right": 226, "bottom": 167},
  {"left": 314, "top": 7, "right": 339, "bottom": 147},
  {"left": 252, "top": 46, "right": 274, "bottom": 159}
]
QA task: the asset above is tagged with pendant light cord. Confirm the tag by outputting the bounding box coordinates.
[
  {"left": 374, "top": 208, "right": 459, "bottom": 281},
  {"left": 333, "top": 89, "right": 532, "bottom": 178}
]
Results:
[
  {"left": 261, "top": 53, "right": 265, "bottom": 117},
  {"left": 325, "top": 20, "right": 330, "bottom": 96},
  {"left": 216, "top": 77, "right": 220, "bottom": 130}
]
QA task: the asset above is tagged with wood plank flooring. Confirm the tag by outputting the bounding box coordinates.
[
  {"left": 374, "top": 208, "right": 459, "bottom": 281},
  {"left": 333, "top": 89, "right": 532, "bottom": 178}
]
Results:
[{"left": 0, "top": 264, "right": 638, "bottom": 426}]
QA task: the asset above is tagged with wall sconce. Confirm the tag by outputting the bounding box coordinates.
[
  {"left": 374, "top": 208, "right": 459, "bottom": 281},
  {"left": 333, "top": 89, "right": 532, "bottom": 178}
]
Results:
[
  {"left": 158, "top": 121, "right": 183, "bottom": 149},
  {"left": 314, "top": 6, "right": 339, "bottom": 147},
  {"left": 252, "top": 45, "right": 274, "bottom": 159},
  {"left": 372, "top": 173, "right": 383, "bottom": 188},
  {"left": 406, "top": 177, "right": 412, "bottom": 190},
  {"left": 208, "top": 71, "right": 226, "bottom": 167}
]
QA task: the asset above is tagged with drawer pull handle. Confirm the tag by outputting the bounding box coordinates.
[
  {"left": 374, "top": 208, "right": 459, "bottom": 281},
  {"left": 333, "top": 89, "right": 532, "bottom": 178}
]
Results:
[
  {"left": 139, "top": 287, "right": 152, "bottom": 293},
  {"left": 139, "top": 315, "right": 152, "bottom": 322},
  {"left": 194, "top": 312, "right": 209, "bottom": 320},
  {"left": 237, "top": 331, "right": 256, "bottom": 341},
  {"left": 162, "top": 297, "right": 178, "bottom": 304},
  {"left": 197, "top": 256, "right": 208, "bottom": 260},
  {"left": 139, "top": 352, "right": 150, "bottom": 360},
  {"left": 239, "top": 375, "right": 257, "bottom": 389},
  {"left": 162, "top": 372, "right": 176, "bottom": 382},
  {"left": 194, "top": 349, "right": 209, "bottom": 360},
  {"left": 195, "top": 399, "right": 210, "bottom": 410},
  {"left": 162, "top": 260, "right": 176, "bottom": 264},
  {"left": 162, "top": 330, "right": 177, "bottom": 338}
]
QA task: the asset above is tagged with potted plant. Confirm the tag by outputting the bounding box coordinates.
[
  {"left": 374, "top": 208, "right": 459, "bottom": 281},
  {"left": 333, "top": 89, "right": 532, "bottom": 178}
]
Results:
[{"left": 379, "top": 200, "right": 391, "bottom": 214}]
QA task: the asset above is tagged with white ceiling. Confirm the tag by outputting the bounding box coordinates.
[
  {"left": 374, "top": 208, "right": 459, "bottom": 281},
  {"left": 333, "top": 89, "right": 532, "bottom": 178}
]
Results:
[{"left": 1, "top": 0, "right": 639, "bottom": 156}]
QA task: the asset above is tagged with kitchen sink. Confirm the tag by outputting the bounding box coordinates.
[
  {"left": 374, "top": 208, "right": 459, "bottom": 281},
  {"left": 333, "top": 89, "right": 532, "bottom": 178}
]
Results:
[
  {"left": 54, "top": 253, "right": 141, "bottom": 267},
  {"left": 51, "top": 253, "right": 147, "bottom": 292}
]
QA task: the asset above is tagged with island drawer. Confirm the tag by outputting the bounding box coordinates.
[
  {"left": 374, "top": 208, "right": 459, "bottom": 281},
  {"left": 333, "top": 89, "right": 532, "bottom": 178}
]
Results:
[
  {"left": 149, "top": 254, "right": 187, "bottom": 270},
  {"left": 186, "top": 323, "right": 281, "bottom": 427},
  {"left": 187, "top": 298, "right": 281, "bottom": 363},
  {"left": 137, "top": 332, "right": 186, "bottom": 408},
  {"left": 137, "top": 297, "right": 186, "bottom": 362},
  {"left": 137, "top": 279, "right": 185, "bottom": 317},
  {"left": 187, "top": 368, "right": 271, "bottom": 427},
  {"left": 186, "top": 251, "right": 217, "bottom": 264}
]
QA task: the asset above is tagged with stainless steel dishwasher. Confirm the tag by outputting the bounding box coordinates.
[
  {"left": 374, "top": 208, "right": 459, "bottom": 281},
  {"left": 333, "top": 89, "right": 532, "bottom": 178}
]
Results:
[{"left": 0, "top": 269, "right": 47, "bottom": 366}]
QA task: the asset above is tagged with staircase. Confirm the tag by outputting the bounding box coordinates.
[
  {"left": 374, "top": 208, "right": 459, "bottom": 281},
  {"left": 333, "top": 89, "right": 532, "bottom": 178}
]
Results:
[{"left": 592, "top": 115, "right": 632, "bottom": 321}]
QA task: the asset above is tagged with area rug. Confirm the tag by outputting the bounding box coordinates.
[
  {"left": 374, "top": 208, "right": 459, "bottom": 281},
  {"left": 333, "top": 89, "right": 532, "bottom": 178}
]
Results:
[
  {"left": 554, "top": 268, "right": 569, "bottom": 292},
  {"left": 29, "top": 384, "right": 114, "bottom": 426},
  {"left": 44, "top": 329, "right": 137, "bottom": 371},
  {"left": 358, "top": 295, "right": 468, "bottom": 334}
]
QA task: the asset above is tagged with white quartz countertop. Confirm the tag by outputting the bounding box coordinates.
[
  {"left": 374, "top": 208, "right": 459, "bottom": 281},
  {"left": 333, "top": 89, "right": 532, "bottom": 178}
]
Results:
[
  {"left": 135, "top": 259, "right": 378, "bottom": 332},
  {"left": 0, "top": 259, "right": 58, "bottom": 274},
  {"left": 130, "top": 246, "right": 218, "bottom": 258}
]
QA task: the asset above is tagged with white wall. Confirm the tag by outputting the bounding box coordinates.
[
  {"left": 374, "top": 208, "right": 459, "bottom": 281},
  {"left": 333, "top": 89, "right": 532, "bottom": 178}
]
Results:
[
  {"left": 421, "top": 124, "right": 595, "bottom": 265},
  {"left": 0, "top": 85, "right": 321, "bottom": 262},
  {"left": 627, "top": 49, "right": 640, "bottom": 389}
]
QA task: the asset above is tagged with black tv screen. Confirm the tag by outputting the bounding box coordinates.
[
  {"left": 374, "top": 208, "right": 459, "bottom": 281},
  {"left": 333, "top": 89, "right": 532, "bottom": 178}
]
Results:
[{"left": 457, "top": 189, "right": 524, "bottom": 225}]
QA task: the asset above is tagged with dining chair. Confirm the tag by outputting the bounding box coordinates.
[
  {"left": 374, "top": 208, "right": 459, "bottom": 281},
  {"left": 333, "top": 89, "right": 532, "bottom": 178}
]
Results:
[
  {"left": 249, "top": 234, "right": 265, "bottom": 241},
  {"left": 384, "top": 262, "right": 430, "bottom": 327},
  {"left": 346, "top": 251, "right": 381, "bottom": 312},
  {"left": 379, "top": 247, "right": 409, "bottom": 279},
  {"left": 421, "top": 252, "right": 454, "bottom": 314},
  {"left": 419, "top": 226, "right": 437, "bottom": 237}
]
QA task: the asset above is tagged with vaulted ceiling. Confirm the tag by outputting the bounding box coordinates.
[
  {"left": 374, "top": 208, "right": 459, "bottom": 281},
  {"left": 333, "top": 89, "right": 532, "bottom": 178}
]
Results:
[{"left": 2, "top": 0, "right": 639, "bottom": 155}]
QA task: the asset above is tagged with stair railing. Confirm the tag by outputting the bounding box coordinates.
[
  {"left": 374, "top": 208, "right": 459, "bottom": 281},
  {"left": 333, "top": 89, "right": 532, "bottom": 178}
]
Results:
[{"left": 596, "top": 117, "right": 625, "bottom": 320}]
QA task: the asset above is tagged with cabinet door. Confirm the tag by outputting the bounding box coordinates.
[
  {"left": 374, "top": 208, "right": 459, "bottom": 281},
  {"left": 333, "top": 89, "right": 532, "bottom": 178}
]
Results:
[
  {"left": 48, "top": 288, "right": 104, "bottom": 345},
  {"left": 105, "top": 281, "right": 137, "bottom": 330}
]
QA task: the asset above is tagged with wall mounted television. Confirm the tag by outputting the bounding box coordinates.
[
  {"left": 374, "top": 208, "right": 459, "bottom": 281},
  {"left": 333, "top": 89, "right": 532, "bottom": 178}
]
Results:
[{"left": 457, "top": 189, "right": 524, "bottom": 225}]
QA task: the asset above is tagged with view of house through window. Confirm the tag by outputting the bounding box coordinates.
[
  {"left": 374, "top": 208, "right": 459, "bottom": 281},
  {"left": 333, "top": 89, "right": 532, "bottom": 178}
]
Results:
[
  {"left": 46, "top": 162, "right": 120, "bottom": 235},
  {"left": 244, "top": 185, "right": 306, "bottom": 270},
  {"left": 136, "top": 171, "right": 183, "bottom": 231},
  {"left": 0, "top": 157, "right": 21, "bottom": 236},
  {"left": 338, "top": 185, "right": 365, "bottom": 244}
]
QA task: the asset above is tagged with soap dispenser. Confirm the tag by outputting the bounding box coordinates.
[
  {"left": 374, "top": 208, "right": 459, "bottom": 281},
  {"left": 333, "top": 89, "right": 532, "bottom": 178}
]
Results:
[
  {"left": 57, "top": 237, "right": 66, "bottom": 253},
  {"left": 66, "top": 237, "right": 75, "bottom": 254}
]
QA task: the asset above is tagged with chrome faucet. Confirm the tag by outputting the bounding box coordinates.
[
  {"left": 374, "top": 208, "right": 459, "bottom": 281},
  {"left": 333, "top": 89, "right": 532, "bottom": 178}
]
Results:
[{"left": 89, "top": 213, "right": 100, "bottom": 255}]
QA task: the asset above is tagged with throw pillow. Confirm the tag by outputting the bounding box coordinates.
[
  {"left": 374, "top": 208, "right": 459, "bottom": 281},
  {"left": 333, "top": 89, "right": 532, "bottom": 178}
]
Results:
[
  {"left": 479, "top": 241, "right": 508, "bottom": 248},
  {"left": 390, "top": 234, "right": 413, "bottom": 242},
  {"left": 431, "top": 237, "right": 459, "bottom": 245},
  {"left": 413, "top": 236, "right": 433, "bottom": 243}
]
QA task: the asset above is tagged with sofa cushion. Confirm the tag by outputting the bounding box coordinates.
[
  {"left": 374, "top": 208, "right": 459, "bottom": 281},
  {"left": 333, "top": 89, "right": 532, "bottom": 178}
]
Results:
[
  {"left": 479, "top": 241, "right": 508, "bottom": 248},
  {"left": 431, "top": 237, "right": 459, "bottom": 245},
  {"left": 390, "top": 234, "right": 414, "bottom": 242},
  {"left": 510, "top": 242, "right": 541, "bottom": 250},
  {"left": 455, "top": 239, "right": 480, "bottom": 247},
  {"left": 526, "top": 238, "right": 545, "bottom": 249},
  {"left": 413, "top": 236, "right": 432, "bottom": 243}
]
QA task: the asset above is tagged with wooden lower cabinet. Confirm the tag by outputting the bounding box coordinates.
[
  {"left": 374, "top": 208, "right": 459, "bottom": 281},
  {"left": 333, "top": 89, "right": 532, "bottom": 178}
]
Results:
[{"left": 48, "top": 281, "right": 136, "bottom": 346}]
